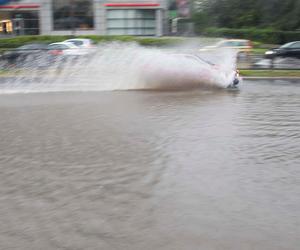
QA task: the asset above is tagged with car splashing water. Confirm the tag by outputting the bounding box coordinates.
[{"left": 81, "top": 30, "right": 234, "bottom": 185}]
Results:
[{"left": 0, "top": 42, "right": 238, "bottom": 93}]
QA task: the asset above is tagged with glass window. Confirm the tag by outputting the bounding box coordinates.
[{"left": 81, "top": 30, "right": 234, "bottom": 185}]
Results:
[
  {"left": 106, "top": 9, "right": 156, "bottom": 36},
  {"left": 107, "top": 29, "right": 126, "bottom": 35},
  {"left": 107, "top": 9, "right": 125, "bottom": 19},
  {"left": 107, "top": 19, "right": 126, "bottom": 28},
  {"left": 290, "top": 42, "right": 300, "bottom": 49},
  {"left": 53, "top": 0, "right": 94, "bottom": 31},
  {"left": 48, "top": 44, "right": 69, "bottom": 50},
  {"left": 68, "top": 40, "right": 83, "bottom": 46},
  {"left": 127, "top": 10, "right": 136, "bottom": 19},
  {"left": 280, "top": 42, "right": 294, "bottom": 49}
]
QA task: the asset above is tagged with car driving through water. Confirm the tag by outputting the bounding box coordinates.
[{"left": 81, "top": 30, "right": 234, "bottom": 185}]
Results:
[
  {"left": 63, "top": 39, "right": 96, "bottom": 49},
  {"left": 176, "top": 54, "right": 240, "bottom": 88},
  {"left": 141, "top": 52, "right": 241, "bottom": 90}
]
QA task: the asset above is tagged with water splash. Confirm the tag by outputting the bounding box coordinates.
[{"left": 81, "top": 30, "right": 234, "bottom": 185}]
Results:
[{"left": 0, "top": 42, "right": 238, "bottom": 94}]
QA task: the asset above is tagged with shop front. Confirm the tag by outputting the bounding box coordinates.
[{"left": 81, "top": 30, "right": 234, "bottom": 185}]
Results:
[
  {"left": 0, "top": 1, "right": 40, "bottom": 35},
  {"left": 0, "top": 0, "right": 168, "bottom": 36},
  {"left": 42, "top": 0, "right": 167, "bottom": 36}
]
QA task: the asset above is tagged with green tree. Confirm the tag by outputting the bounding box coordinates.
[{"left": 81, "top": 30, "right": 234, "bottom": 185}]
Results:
[{"left": 192, "top": 0, "right": 300, "bottom": 31}]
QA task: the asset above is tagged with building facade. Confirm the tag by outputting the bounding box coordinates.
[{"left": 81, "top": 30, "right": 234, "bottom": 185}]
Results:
[
  {"left": 0, "top": 0, "right": 169, "bottom": 36},
  {"left": 0, "top": 0, "right": 40, "bottom": 35}
]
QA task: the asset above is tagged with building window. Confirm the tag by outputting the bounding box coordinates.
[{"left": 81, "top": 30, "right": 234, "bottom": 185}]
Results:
[
  {"left": 52, "top": 0, "right": 94, "bottom": 31},
  {"left": 0, "top": 12, "right": 39, "bottom": 35},
  {"left": 107, "top": 9, "right": 156, "bottom": 35}
]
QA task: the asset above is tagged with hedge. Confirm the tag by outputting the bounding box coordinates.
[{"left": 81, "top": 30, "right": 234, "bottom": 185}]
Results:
[
  {"left": 0, "top": 35, "right": 184, "bottom": 48},
  {"left": 201, "top": 28, "right": 300, "bottom": 44}
]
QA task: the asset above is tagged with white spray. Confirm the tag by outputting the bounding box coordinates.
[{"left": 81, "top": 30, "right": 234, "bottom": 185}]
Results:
[{"left": 0, "top": 42, "right": 238, "bottom": 93}]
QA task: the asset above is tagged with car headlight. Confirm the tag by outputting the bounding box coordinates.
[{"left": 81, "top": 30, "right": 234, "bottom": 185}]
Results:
[{"left": 265, "top": 50, "right": 274, "bottom": 55}]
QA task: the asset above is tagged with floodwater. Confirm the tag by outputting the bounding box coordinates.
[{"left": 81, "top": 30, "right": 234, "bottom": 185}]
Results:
[{"left": 0, "top": 80, "right": 299, "bottom": 250}]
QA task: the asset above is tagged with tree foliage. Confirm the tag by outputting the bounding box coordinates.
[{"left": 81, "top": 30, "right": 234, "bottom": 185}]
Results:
[{"left": 192, "top": 0, "right": 300, "bottom": 31}]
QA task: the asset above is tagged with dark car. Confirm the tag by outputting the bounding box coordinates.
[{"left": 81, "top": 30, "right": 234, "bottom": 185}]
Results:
[
  {"left": 265, "top": 41, "right": 300, "bottom": 59},
  {"left": 0, "top": 43, "right": 48, "bottom": 66}
]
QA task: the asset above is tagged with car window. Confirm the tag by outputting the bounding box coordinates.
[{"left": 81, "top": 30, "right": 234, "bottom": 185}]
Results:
[
  {"left": 290, "top": 42, "right": 300, "bottom": 49},
  {"left": 237, "top": 41, "right": 248, "bottom": 46},
  {"left": 68, "top": 40, "right": 83, "bottom": 46},
  {"left": 280, "top": 42, "right": 294, "bottom": 49},
  {"left": 219, "top": 41, "right": 234, "bottom": 47},
  {"left": 48, "top": 44, "right": 68, "bottom": 50},
  {"left": 219, "top": 41, "right": 248, "bottom": 47},
  {"left": 63, "top": 43, "right": 78, "bottom": 49}
]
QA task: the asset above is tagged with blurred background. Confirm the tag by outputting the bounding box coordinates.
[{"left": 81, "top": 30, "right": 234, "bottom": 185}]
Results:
[{"left": 0, "top": 0, "right": 299, "bottom": 69}]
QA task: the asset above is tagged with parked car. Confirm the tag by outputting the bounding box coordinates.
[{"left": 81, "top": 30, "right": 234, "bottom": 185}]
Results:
[
  {"left": 199, "top": 39, "right": 253, "bottom": 58},
  {"left": 0, "top": 43, "right": 48, "bottom": 66},
  {"left": 63, "top": 38, "right": 96, "bottom": 49},
  {"left": 265, "top": 41, "right": 300, "bottom": 59}
]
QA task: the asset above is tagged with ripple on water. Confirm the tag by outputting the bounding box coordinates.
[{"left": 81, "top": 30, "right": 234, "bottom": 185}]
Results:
[{"left": 0, "top": 80, "right": 299, "bottom": 250}]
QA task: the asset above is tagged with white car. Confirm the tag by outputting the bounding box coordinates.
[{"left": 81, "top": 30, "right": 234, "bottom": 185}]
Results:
[
  {"left": 63, "top": 38, "right": 96, "bottom": 49},
  {"left": 47, "top": 42, "right": 88, "bottom": 56},
  {"left": 199, "top": 39, "right": 253, "bottom": 58}
]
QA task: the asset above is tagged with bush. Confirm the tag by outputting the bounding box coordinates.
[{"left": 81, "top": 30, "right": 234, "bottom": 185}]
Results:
[
  {"left": 200, "top": 28, "right": 300, "bottom": 44},
  {"left": 0, "top": 35, "right": 72, "bottom": 48},
  {"left": 0, "top": 35, "right": 184, "bottom": 49}
]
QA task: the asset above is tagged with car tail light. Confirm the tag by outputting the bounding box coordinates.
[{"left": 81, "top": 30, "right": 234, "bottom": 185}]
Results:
[{"left": 49, "top": 50, "right": 63, "bottom": 55}]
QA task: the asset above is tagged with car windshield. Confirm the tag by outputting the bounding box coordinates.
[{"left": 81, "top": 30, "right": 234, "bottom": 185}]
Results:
[
  {"left": 280, "top": 42, "right": 295, "bottom": 49},
  {"left": 290, "top": 42, "right": 300, "bottom": 49},
  {"left": 63, "top": 43, "right": 79, "bottom": 49},
  {"left": 218, "top": 40, "right": 248, "bottom": 47},
  {"left": 48, "top": 44, "right": 69, "bottom": 50},
  {"left": 67, "top": 40, "right": 84, "bottom": 46}
]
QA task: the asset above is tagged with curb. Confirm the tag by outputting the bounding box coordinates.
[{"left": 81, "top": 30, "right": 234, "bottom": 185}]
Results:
[{"left": 242, "top": 77, "right": 300, "bottom": 80}]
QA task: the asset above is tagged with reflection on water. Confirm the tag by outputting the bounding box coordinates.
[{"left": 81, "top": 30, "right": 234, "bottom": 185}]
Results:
[{"left": 0, "top": 80, "right": 299, "bottom": 249}]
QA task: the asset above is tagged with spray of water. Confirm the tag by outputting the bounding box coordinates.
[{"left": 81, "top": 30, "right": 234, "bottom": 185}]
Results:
[{"left": 0, "top": 42, "right": 238, "bottom": 94}]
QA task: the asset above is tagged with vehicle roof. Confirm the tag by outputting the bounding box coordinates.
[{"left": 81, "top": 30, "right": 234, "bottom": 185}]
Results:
[
  {"left": 280, "top": 41, "right": 300, "bottom": 48},
  {"left": 64, "top": 38, "right": 91, "bottom": 42},
  {"left": 216, "top": 39, "right": 251, "bottom": 48},
  {"left": 221, "top": 39, "right": 250, "bottom": 42},
  {"left": 48, "top": 42, "right": 79, "bottom": 48}
]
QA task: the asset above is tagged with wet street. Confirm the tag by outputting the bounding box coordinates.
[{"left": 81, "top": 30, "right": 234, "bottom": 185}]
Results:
[{"left": 0, "top": 80, "right": 299, "bottom": 250}]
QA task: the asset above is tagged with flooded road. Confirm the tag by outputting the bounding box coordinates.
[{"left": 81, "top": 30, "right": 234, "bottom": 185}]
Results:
[{"left": 0, "top": 80, "right": 299, "bottom": 250}]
